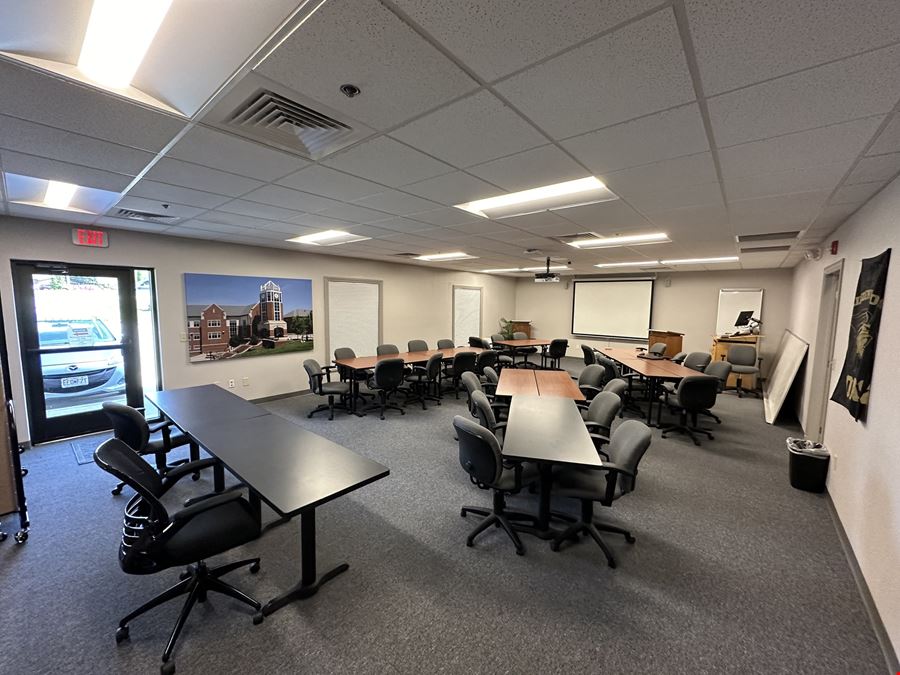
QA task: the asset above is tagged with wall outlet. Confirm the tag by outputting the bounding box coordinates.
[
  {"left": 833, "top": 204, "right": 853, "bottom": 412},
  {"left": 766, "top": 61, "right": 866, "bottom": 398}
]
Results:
[
  {"left": 228, "top": 379, "right": 236, "bottom": 388},
  {"left": 179, "top": 332, "right": 187, "bottom": 342},
  {"left": 242, "top": 377, "right": 249, "bottom": 387}
]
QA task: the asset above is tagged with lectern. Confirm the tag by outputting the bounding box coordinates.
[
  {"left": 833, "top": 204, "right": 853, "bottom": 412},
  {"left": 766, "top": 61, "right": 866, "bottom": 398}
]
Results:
[{"left": 647, "top": 330, "right": 684, "bottom": 357}]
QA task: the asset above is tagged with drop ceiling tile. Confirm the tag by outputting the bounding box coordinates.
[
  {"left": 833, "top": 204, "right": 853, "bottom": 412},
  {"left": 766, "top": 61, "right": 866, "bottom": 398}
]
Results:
[
  {"left": 402, "top": 171, "right": 499, "bottom": 205},
  {"left": 275, "top": 165, "right": 384, "bottom": 201},
  {"left": 197, "top": 212, "right": 285, "bottom": 230},
  {"left": 168, "top": 126, "right": 305, "bottom": 182},
  {"left": 500, "top": 211, "right": 575, "bottom": 231},
  {"left": 113, "top": 196, "right": 202, "bottom": 220},
  {"left": 601, "top": 152, "right": 718, "bottom": 198},
  {"left": 729, "top": 190, "right": 830, "bottom": 231},
  {"left": 351, "top": 189, "right": 440, "bottom": 216},
  {"left": 495, "top": 9, "right": 695, "bottom": 139},
  {"left": 390, "top": 90, "right": 545, "bottom": 168},
  {"left": 708, "top": 45, "right": 900, "bottom": 147},
  {"left": 0, "top": 150, "right": 132, "bottom": 192},
  {"left": 145, "top": 158, "right": 263, "bottom": 196},
  {"left": 685, "top": 0, "right": 900, "bottom": 95},
  {"left": 241, "top": 185, "right": 342, "bottom": 213},
  {"left": 323, "top": 137, "right": 453, "bottom": 187},
  {"left": 412, "top": 207, "right": 484, "bottom": 227},
  {"left": 740, "top": 252, "right": 789, "bottom": 269},
  {"left": 366, "top": 216, "right": 439, "bottom": 234},
  {"left": 643, "top": 204, "right": 729, "bottom": 230},
  {"left": 724, "top": 163, "right": 849, "bottom": 202},
  {"left": 129, "top": 179, "right": 231, "bottom": 209},
  {"left": 829, "top": 181, "right": 886, "bottom": 205},
  {"left": 844, "top": 153, "right": 900, "bottom": 184},
  {"left": 556, "top": 199, "right": 653, "bottom": 229},
  {"left": 466, "top": 145, "right": 587, "bottom": 193},
  {"left": 6, "top": 201, "right": 97, "bottom": 224},
  {"left": 561, "top": 103, "right": 709, "bottom": 174},
  {"left": 215, "top": 199, "right": 304, "bottom": 222},
  {"left": 809, "top": 203, "right": 863, "bottom": 230},
  {"left": 315, "top": 202, "right": 392, "bottom": 224},
  {"left": 255, "top": 0, "right": 478, "bottom": 130},
  {"left": 178, "top": 219, "right": 253, "bottom": 235},
  {"left": 95, "top": 216, "right": 172, "bottom": 233},
  {"left": 288, "top": 212, "right": 356, "bottom": 229},
  {"left": 867, "top": 115, "right": 900, "bottom": 155},
  {"left": 450, "top": 221, "right": 521, "bottom": 237}
]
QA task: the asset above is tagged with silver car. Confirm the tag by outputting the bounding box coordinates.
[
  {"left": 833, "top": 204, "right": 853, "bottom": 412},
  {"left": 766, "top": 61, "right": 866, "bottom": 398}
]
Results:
[{"left": 39, "top": 319, "right": 126, "bottom": 397}]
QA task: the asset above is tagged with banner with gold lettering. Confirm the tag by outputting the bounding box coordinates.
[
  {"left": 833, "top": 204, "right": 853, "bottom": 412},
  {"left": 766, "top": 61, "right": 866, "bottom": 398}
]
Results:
[{"left": 831, "top": 248, "right": 891, "bottom": 421}]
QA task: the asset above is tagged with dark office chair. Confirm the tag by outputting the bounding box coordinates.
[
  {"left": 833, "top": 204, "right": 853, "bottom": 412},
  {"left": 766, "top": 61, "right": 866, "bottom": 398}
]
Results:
[
  {"left": 443, "top": 350, "right": 477, "bottom": 398},
  {"left": 102, "top": 402, "right": 201, "bottom": 496},
  {"left": 468, "top": 389, "right": 509, "bottom": 441},
  {"left": 727, "top": 345, "right": 760, "bottom": 397},
  {"left": 461, "top": 372, "right": 508, "bottom": 421},
  {"left": 490, "top": 333, "right": 516, "bottom": 369},
  {"left": 405, "top": 352, "right": 443, "bottom": 410},
  {"left": 468, "top": 336, "right": 483, "bottom": 348},
  {"left": 671, "top": 351, "right": 687, "bottom": 364},
  {"left": 474, "top": 349, "right": 498, "bottom": 376},
  {"left": 542, "top": 338, "right": 568, "bottom": 370},
  {"left": 437, "top": 338, "right": 455, "bottom": 350},
  {"left": 550, "top": 420, "right": 652, "bottom": 568},
  {"left": 602, "top": 378, "right": 629, "bottom": 418},
  {"left": 581, "top": 344, "right": 598, "bottom": 367},
  {"left": 303, "top": 359, "right": 350, "bottom": 421},
  {"left": 512, "top": 331, "right": 538, "bottom": 368},
  {"left": 408, "top": 339, "right": 428, "bottom": 353},
  {"left": 648, "top": 342, "right": 667, "bottom": 356},
  {"left": 334, "top": 347, "right": 373, "bottom": 405},
  {"left": 364, "top": 358, "right": 406, "bottom": 420},
  {"left": 575, "top": 364, "right": 605, "bottom": 411},
  {"left": 376, "top": 343, "right": 400, "bottom": 356},
  {"left": 683, "top": 351, "right": 712, "bottom": 372},
  {"left": 660, "top": 375, "right": 719, "bottom": 445},
  {"left": 582, "top": 391, "right": 623, "bottom": 454},
  {"left": 482, "top": 366, "right": 499, "bottom": 396},
  {"left": 700, "top": 360, "right": 732, "bottom": 424},
  {"left": 94, "top": 438, "right": 261, "bottom": 675},
  {"left": 596, "top": 355, "right": 644, "bottom": 414},
  {"left": 454, "top": 415, "right": 538, "bottom": 556}
]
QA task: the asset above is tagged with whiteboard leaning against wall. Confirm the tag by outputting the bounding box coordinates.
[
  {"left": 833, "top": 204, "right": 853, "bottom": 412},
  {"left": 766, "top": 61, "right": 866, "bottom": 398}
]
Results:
[{"left": 716, "top": 288, "right": 763, "bottom": 335}]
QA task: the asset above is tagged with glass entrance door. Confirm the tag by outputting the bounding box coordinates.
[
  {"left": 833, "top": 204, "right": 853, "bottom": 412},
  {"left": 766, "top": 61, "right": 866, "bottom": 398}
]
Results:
[{"left": 12, "top": 262, "right": 155, "bottom": 443}]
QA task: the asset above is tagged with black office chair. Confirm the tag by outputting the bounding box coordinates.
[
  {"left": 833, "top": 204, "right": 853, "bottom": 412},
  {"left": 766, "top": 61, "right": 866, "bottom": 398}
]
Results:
[
  {"left": 334, "top": 347, "right": 373, "bottom": 405},
  {"left": 103, "top": 402, "right": 201, "bottom": 496},
  {"left": 461, "top": 372, "right": 508, "bottom": 422},
  {"left": 550, "top": 420, "right": 652, "bottom": 568},
  {"left": 94, "top": 438, "right": 261, "bottom": 675},
  {"left": 376, "top": 343, "right": 399, "bottom": 356},
  {"left": 581, "top": 344, "right": 598, "bottom": 367},
  {"left": 468, "top": 336, "right": 483, "bottom": 348},
  {"left": 474, "top": 349, "right": 498, "bottom": 376},
  {"left": 408, "top": 339, "right": 428, "bottom": 353},
  {"left": 512, "top": 331, "right": 538, "bottom": 368},
  {"left": 582, "top": 391, "right": 622, "bottom": 453},
  {"left": 671, "top": 351, "right": 687, "bottom": 364},
  {"left": 542, "top": 338, "right": 568, "bottom": 370},
  {"left": 437, "top": 338, "right": 455, "bottom": 350},
  {"left": 454, "top": 415, "right": 538, "bottom": 556},
  {"left": 660, "top": 375, "right": 720, "bottom": 445},
  {"left": 405, "top": 352, "right": 443, "bottom": 410},
  {"left": 490, "top": 333, "right": 516, "bottom": 369},
  {"left": 648, "top": 342, "right": 667, "bottom": 356},
  {"left": 443, "top": 350, "right": 477, "bottom": 398},
  {"left": 596, "top": 355, "right": 644, "bottom": 415},
  {"left": 683, "top": 351, "right": 712, "bottom": 372},
  {"left": 364, "top": 358, "right": 406, "bottom": 419},
  {"left": 303, "top": 359, "right": 350, "bottom": 420},
  {"left": 727, "top": 345, "right": 761, "bottom": 397},
  {"left": 700, "top": 360, "right": 732, "bottom": 424}
]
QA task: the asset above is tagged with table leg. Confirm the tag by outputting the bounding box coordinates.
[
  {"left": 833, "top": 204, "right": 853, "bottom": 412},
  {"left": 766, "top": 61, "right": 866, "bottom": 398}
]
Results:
[
  {"left": 509, "top": 463, "right": 559, "bottom": 541},
  {"left": 258, "top": 508, "right": 349, "bottom": 619},
  {"left": 349, "top": 376, "right": 366, "bottom": 417},
  {"left": 214, "top": 462, "right": 225, "bottom": 492}
]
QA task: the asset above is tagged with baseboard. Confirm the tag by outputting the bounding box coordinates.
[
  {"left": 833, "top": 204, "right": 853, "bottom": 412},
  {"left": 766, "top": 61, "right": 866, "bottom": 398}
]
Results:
[
  {"left": 250, "top": 389, "right": 310, "bottom": 404},
  {"left": 825, "top": 493, "right": 899, "bottom": 673}
]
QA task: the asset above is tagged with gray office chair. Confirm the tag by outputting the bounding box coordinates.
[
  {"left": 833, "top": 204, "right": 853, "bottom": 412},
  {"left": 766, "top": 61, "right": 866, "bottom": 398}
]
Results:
[
  {"left": 454, "top": 415, "right": 538, "bottom": 556},
  {"left": 543, "top": 338, "right": 568, "bottom": 370},
  {"left": 597, "top": 355, "right": 645, "bottom": 415},
  {"left": 482, "top": 366, "right": 499, "bottom": 397},
  {"left": 461, "top": 372, "right": 508, "bottom": 421},
  {"left": 660, "top": 375, "right": 719, "bottom": 445},
  {"left": 490, "top": 333, "right": 516, "bottom": 369},
  {"left": 407, "top": 339, "right": 428, "bottom": 353},
  {"left": 700, "top": 360, "right": 732, "bottom": 424},
  {"left": 582, "top": 391, "right": 622, "bottom": 454},
  {"left": 443, "top": 351, "right": 477, "bottom": 398},
  {"left": 575, "top": 364, "right": 606, "bottom": 411},
  {"left": 304, "top": 359, "right": 350, "bottom": 420},
  {"left": 602, "top": 378, "right": 628, "bottom": 400},
  {"left": 364, "top": 358, "right": 407, "bottom": 419},
  {"left": 334, "top": 347, "right": 372, "bottom": 405},
  {"left": 376, "top": 343, "right": 399, "bottom": 356},
  {"left": 671, "top": 351, "right": 687, "bottom": 364},
  {"left": 405, "top": 352, "right": 443, "bottom": 409},
  {"left": 550, "top": 420, "right": 652, "bottom": 568},
  {"left": 513, "top": 331, "right": 538, "bottom": 368},
  {"left": 683, "top": 351, "right": 712, "bottom": 372},
  {"left": 469, "top": 389, "right": 508, "bottom": 442},
  {"left": 581, "top": 344, "right": 598, "bottom": 367},
  {"left": 437, "top": 339, "right": 455, "bottom": 350},
  {"left": 648, "top": 342, "right": 667, "bottom": 356},
  {"left": 727, "top": 345, "right": 760, "bottom": 397}
]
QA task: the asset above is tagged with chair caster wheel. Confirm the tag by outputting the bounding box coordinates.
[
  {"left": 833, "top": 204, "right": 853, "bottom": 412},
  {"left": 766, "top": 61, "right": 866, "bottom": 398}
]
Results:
[
  {"left": 252, "top": 612, "right": 265, "bottom": 625},
  {"left": 161, "top": 660, "right": 176, "bottom": 675},
  {"left": 625, "top": 534, "right": 636, "bottom": 544},
  {"left": 515, "top": 548, "right": 524, "bottom": 556},
  {"left": 115, "top": 626, "right": 130, "bottom": 644},
  {"left": 466, "top": 540, "right": 474, "bottom": 548},
  {"left": 14, "top": 530, "right": 27, "bottom": 544},
  {"left": 179, "top": 568, "right": 191, "bottom": 580},
  {"left": 191, "top": 472, "right": 200, "bottom": 481},
  {"left": 249, "top": 561, "right": 260, "bottom": 574},
  {"left": 0, "top": 532, "right": 7, "bottom": 542},
  {"left": 459, "top": 509, "right": 466, "bottom": 518},
  {"left": 550, "top": 541, "right": 561, "bottom": 552},
  {"left": 111, "top": 486, "right": 123, "bottom": 496}
]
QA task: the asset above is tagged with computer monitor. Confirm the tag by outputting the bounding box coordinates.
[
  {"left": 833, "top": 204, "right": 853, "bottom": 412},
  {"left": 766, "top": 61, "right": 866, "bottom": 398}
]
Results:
[{"left": 734, "top": 310, "right": 754, "bottom": 327}]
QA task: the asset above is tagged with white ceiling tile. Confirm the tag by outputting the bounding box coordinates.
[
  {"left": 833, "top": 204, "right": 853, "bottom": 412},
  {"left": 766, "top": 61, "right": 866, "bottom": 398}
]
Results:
[
  {"left": 561, "top": 103, "right": 709, "bottom": 174},
  {"left": 315, "top": 202, "right": 392, "bottom": 224},
  {"left": 129, "top": 180, "right": 231, "bottom": 209},
  {"left": 95, "top": 216, "right": 172, "bottom": 233},
  {"left": 289, "top": 212, "right": 356, "bottom": 229},
  {"left": 495, "top": 9, "right": 695, "bottom": 139},
  {"left": 255, "top": 0, "right": 477, "bottom": 130},
  {"left": 867, "top": 115, "right": 900, "bottom": 155},
  {"left": 809, "top": 203, "right": 862, "bottom": 230},
  {"left": 708, "top": 45, "right": 900, "bottom": 147},
  {"left": 275, "top": 165, "right": 384, "bottom": 201},
  {"left": 113, "top": 196, "right": 202, "bottom": 220},
  {"left": 844, "top": 153, "right": 900, "bottom": 184},
  {"left": 178, "top": 219, "right": 253, "bottom": 236},
  {"left": 724, "top": 163, "right": 849, "bottom": 202},
  {"left": 390, "top": 90, "right": 545, "bottom": 168},
  {"left": 555, "top": 199, "right": 653, "bottom": 229},
  {"left": 402, "top": 171, "right": 500, "bottom": 204},
  {"left": 351, "top": 190, "right": 441, "bottom": 216},
  {"left": 323, "top": 137, "right": 453, "bottom": 187},
  {"left": 500, "top": 211, "right": 575, "bottom": 231},
  {"left": 729, "top": 191, "right": 830, "bottom": 231},
  {"left": 685, "top": 0, "right": 900, "bottom": 95},
  {"left": 413, "top": 207, "right": 482, "bottom": 227},
  {"left": 643, "top": 204, "right": 729, "bottom": 230},
  {"left": 215, "top": 199, "right": 304, "bottom": 222},
  {"left": 829, "top": 181, "right": 886, "bottom": 205},
  {"left": 168, "top": 126, "right": 306, "bottom": 182},
  {"left": 0, "top": 150, "right": 132, "bottom": 192},
  {"left": 197, "top": 212, "right": 286, "bottom": 230},
  {"left": 145, "top": 158, "right": 263, "bottom": 196},
  {"left": 450, "top": 221, "right": 521, "bottom": 236},
  {"left": 6, "top": 201, "right": 97, "bottom": 224},
  {"left": 740, "top": 252, "right": 788, "bottom": 269},
  {"left": 601, "top": 152, "right": 719, "bottom": 198},
  {"left": 241, "top": 185, "right": 342, "bottom": 213},
  {"left": 365, "top": 217, "right": 438, "bottom": 234},
  {"left": 466, "top": 145, "right": 587, "bottom": 192}
]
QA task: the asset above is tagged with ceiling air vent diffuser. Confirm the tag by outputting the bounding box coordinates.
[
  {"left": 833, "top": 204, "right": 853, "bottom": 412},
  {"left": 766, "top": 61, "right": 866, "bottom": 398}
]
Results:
[{"left": 116, "top": 208, "right": 179, "bottom": 223}]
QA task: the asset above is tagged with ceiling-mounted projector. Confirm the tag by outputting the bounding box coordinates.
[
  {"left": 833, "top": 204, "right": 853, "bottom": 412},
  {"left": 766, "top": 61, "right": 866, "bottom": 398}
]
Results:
[{"left": 534, "top": 272, "right": 560, "bottom": 283}]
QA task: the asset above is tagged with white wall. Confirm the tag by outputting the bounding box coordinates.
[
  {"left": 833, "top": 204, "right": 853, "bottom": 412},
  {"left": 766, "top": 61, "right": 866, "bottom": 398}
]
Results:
[
  {"left": 514, "top": 269, "right": 794, "bottom": 374},
  {"left": 788, "top": 176, "right": 900, "bottom": 660},
  {"left": 0, "top": 216, "right": 516, "bottom": 442}
]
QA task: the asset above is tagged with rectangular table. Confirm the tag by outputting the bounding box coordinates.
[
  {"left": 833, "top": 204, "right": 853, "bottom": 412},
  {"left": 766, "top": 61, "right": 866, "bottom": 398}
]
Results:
[
  {"left": 493, "top": 338, "right": 550, "bottom": 368},
  {"left": 495, "top": 368, "right": 538, "bottom": 397},
  {"left": 147, "top": 386, "right": 389, "bottom": 618},
  {"left": 496, "top": 369, "right": 585, "bottom": 400}
]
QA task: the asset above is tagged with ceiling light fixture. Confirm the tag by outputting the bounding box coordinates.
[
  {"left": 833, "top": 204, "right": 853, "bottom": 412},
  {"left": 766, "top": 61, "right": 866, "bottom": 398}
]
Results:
[
  {"left": 286, "top": 230, "right": 370, "bottom": 246},
  {"left": 415, "top": 252, "right": 477, "bottom": 262},
  {"left": 568, "top": 232, "right": 670, "bottom": 249},
  {"left": 481, "top": 265, "right": 571, "bottom": 273},
  {"left": 659, "top": 256, "right": 740, "bottom": 265},
  {"left": 455, "top": 177, "right": 617, "bottom": 219},
  {"left": 593, "top": 261, "right": 661, "bottom": 268},
  {"left": 77, "top": 0, "right": 174, "bottom": 88},
  {"left": 43, "top": 181, "right": 79, "bottom": 210}
]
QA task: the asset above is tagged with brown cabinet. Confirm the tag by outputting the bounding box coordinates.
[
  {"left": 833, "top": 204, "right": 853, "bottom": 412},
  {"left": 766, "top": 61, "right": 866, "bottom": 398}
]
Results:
[
  {"left": 648, "top": 330, "right": 683, "bottom": 357},
  {"left": 712, "top": 335, "right": 761, "bottom": 389}
]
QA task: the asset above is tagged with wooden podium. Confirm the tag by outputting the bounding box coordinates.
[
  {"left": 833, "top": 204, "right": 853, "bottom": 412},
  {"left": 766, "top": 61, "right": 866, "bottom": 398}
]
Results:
[
  {"left": 509, "top": 320, "right": 532, "bottom": 338},
  {"left": 712, "top": 334, "right": 761, "bottom": 389},
  {"left": 648, "top": 330, "right": 683, "bottom": 357}
]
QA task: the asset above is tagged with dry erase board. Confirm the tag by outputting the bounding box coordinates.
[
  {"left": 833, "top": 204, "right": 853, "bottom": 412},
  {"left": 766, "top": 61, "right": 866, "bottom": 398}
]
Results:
[{"left": 716, "top": 288, "right": 763, "bottom": 335}]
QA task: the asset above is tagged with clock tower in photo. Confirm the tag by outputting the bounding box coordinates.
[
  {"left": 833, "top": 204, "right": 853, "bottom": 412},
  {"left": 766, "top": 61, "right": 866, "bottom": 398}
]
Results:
[{"left": 259, "top": 280, "right": 288, "bottom": 338}]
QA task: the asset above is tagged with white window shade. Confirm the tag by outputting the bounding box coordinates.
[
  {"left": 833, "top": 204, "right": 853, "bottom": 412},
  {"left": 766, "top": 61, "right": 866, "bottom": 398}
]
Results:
[
  {"left": 453, "top": 286, "right": 482, "bottom": 346},
  {"left": 327, "top": 280, "right": 380, "bottom": 358},
  {"left": 572, "top": 279, "right": 653, "bottom": 339}
]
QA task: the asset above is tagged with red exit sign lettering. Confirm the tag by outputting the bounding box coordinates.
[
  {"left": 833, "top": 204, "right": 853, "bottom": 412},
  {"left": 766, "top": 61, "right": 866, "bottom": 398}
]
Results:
[{"left": 71, "top": 228, "right": 108, "bottom": 248}]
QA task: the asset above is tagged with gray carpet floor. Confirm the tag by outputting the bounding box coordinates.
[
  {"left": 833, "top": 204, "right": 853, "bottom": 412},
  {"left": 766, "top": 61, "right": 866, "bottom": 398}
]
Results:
[{"left": 0, "top": 357, "right": 887, "bottom": 674}]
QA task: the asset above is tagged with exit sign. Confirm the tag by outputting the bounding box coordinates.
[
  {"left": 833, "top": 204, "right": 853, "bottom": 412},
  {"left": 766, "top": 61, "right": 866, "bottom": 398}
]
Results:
[{"left": 71, "top": 228, "right": 108, "bottom": 248}]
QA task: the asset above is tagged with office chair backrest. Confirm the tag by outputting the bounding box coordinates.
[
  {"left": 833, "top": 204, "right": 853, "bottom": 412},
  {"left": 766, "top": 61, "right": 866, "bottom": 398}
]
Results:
[
  {"left": 372, "top": 358, "right": 406, "bottom": 389},
  {"left": 408, "top": 339, "right": 428, "bottom": 353},
  {"left": 461, "top": 371, "right": 483, "bottom": 413},
  {"left": 677, "top": 375, "right": 719, "bottom": 411},
  {"left": 468, "top": 336, "right": 482, "bottom": 348},
  {"left": 547, "top": 338, "right": 568, "bottom": 358},
  {"left": 437, "top": 339, "right": 455, "bottom": 350},
  {"left": 671, "top": 351, "right": 687, "bottom": 364},
  {"left": 454, "top": 415, "right": 502, "bottom": 489},
  {"left": 334, "top": 347, "right": 356, "bottom": 360},
  {"left": 376, "top": 343, "right": 399, "bottom": 356},
  {"left": 512, "top": 331, "right": 528, "bottom": 340},
  {"left": 581, "top": 344, "right": 598, "bottom": 366},
  {"left": 595, "top": 355, "right": 619, "bottom": 384},
  {"left": 470, "top": 389, "right": 498, "bottom": 432},
  {"left": 102, "top": 402, "right": 150, "bottom": 452},
  {"left": 483, "top": 366, "right": 499, "bottom": 385},
  {"left": 578, "top": 364, "right": 605, "bottom": 389},
  {"left": 683, "top": 351, "right": 712, "bottom": 371},
  {"left": 452, "top": 350, "right": 478, "bottom": 375},
  {"left": 303, "top": 359, "right": 325, "bottom": 394},
  {"left": 728, "top": 345, "right": 757, "bottom": 366},
  {"left": 704, "top": 360, "right": 732, "bottom": 390},
  {"left": 490, "top": 333, "right": 504, "bottom": 345},
  {"left": 606, "top": 420, "right": 652, "bottom": 495},
  {"left": 424, "top": 352, "right": 444, "bottom": 380},
  {"left": 648, "top": 342, "right": 667, "bottom": 356},
  {"left": 585, "top": 391, "right": 621, "bottom": 433},
  {"left": 602, "top": 378, "right": 628, "bottom": 400},
  {"left": 475, "top": 349, "right": 498, "bottom": 374}
]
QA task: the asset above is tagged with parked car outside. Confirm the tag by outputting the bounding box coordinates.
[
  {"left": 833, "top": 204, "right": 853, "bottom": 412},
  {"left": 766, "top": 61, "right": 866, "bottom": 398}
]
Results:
[{"left": 38, "top": 319, "right": 125, "bottom": 398}]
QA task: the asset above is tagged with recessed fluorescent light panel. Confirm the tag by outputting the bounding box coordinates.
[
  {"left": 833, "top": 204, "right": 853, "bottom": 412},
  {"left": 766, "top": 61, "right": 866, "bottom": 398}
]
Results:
[
  {"left": 78, "top": 0, "right": 174, "bottom": 88},
  {"left": 594, "top": 261, "right": 661, "bottom": 269},
  {"left": 3, "top": 173, "right": 119, "bottom": 214},
  {"left": 454, "top": 177, "right": 617, "bottom": 219},
  {"left": 568, "top": 232, "right": 670, "bottom": 249},
  {"left": 286, "top": 230, "right": 370, "bottom": 246},
  {"left": 660, "top": 256, "right": 740, "bottom": 265},
  {"left": 415, "top": 252, "right": 478, "bottom": 262},
  {"left": 43, "top": 181, "right": 78, "bottom": 210}
]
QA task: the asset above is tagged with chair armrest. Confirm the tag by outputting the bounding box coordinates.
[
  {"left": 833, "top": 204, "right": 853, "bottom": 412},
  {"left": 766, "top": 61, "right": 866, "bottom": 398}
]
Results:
[
  {"left": 170, "top": 490, "right": 245, "bottom": 524},
  {"left": 589, "top": 432, "right": 610, "bottom": 446},
  {"left": 579, "top": 384, "right": 602, "bottom": 397},
  {"left": 183, "top": 483, "right": 247, "bottom": 508},
  {"left": 160, "top": 457, "right": 217, "bottom": 492},
  {"left": 583, "top": 421, "right": 601, "bottom": 429},
  {"left": 491, "top": 421, "right": 508, "bottom": 432},
  {"left": 482, "top": 382, "right": 497, "bottom": 393},
  {"left": 148, "top": 419, "right": 173, "bottom": 434}
]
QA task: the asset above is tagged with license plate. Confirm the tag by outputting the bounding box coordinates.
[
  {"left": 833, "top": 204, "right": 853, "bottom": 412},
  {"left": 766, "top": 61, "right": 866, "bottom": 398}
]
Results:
[{"left": 61, "top": 375, "right": 89, "bottom": 389}]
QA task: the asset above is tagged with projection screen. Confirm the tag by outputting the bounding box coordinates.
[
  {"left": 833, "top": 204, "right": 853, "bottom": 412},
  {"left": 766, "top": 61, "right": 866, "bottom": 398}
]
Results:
[{"left": 571, "top": 279, "right": 654, "bottom": 339}]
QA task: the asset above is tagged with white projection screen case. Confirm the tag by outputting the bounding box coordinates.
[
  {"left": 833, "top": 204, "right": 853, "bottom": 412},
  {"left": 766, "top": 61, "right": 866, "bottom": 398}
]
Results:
[
  {"left": 453, "top": 286, "right": 482, "bottom": 347},
  {"left": 572, "top": 279, "right": 653, "bottom": 339},
  {"left": 326, "top": 279, "right": 381, "bottom": 358}
]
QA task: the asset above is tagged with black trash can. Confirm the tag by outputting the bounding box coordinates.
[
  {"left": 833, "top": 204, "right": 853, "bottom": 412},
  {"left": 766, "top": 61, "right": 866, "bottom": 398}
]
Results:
[{"left": 787, "top": 438, "right": 830, "bottom": 493}]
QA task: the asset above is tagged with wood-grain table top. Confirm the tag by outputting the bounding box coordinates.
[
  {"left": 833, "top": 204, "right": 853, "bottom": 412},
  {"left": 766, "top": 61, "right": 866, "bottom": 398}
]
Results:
[
  {"left": 334, "top": 347, "right": 483, "bottom": 371},
  {"left": 493, "top": 338, "right": 552, "bottom": 347},
  {"left": 496, "top": 369, "right": 585, "bottom": 400},
  {"left": 598, "top": 347, "right": 701, "bottom": 379}
]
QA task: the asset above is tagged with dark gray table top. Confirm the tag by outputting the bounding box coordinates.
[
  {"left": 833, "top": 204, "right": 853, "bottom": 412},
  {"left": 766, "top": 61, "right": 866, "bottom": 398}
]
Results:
[
  {"left": 147, "top": 385, "right": 269, "bottom": 434},
  {"left": 501, "top": 395, "right": 603, "bottom": 468}
]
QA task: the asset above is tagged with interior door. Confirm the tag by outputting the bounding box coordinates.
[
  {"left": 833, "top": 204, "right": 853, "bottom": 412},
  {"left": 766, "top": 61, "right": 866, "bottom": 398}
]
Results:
[{"left": 12, "top": 262, "right": 145, "bottom": 443}]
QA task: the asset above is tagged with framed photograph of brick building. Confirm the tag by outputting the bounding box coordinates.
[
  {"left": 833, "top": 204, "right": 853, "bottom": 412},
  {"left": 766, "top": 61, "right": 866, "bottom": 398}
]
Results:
[{"left": 184, "top": 273, "right": 313, "bottom": 362}]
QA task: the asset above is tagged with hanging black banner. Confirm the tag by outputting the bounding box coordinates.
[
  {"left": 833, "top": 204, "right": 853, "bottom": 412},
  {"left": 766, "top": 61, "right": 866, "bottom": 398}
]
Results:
[{"left": 830, "top": 248, "right": 891, "bottom": 421}]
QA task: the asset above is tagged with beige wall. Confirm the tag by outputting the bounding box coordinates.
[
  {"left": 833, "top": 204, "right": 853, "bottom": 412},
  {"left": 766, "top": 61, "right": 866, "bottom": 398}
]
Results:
[
  {"left": 788, "top": 176, "right": 900, "bottom": 660},
  {"left": 513, "top": 268, "right": 794, "bottom": 374},
  {"left": 0, "top": 216, "right": 516, "bottom": 442}
]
